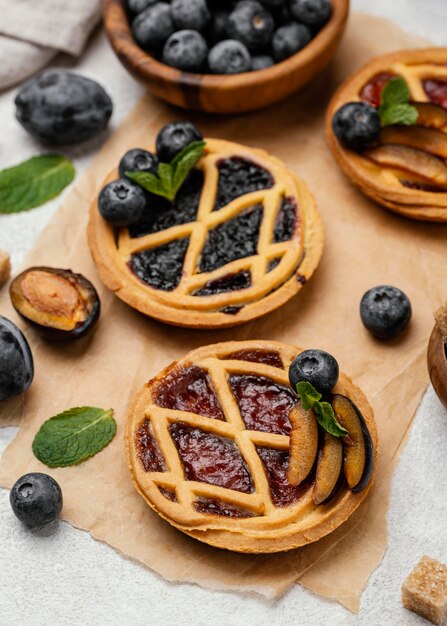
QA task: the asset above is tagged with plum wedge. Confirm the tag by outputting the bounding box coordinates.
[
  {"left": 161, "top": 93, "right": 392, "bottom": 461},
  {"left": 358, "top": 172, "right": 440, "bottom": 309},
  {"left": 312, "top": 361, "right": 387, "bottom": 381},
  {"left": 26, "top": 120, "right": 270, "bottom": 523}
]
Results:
[
  {"left": 364, "top": 144, "right": 447, "bottom": 187},
  {"left": 414, "top": 102, "right": 447, "bottom": 130},
  {"left": 286, "top": 403, "right": 318, "bottom": 487},
  {"left": 312, "top": 431, "right": 343, "bottom": 505},
  {"left": 332, "top": 394, "right": 366, "bottom": 489},
  {"left": 379, "top": 126, "right": 447, "bottom": 160}
]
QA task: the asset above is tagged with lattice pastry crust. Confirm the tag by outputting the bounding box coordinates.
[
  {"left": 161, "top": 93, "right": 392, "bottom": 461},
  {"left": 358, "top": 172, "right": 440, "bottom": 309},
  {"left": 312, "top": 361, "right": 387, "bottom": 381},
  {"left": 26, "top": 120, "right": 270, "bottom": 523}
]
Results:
[
  {"left": 327, "top": 48, "right": 447, "bottom": 221},
  {"left": 88, "top": 139, "right": 323, "bottom": 328},
  {"left": 125, "top": 340, "right": 378, "bottom": 553}
]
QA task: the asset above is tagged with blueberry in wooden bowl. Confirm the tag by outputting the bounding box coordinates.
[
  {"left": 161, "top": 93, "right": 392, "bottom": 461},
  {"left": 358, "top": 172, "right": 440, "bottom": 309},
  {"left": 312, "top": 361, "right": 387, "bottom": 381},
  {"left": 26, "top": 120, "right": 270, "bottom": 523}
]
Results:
[{"left": 103, "top": 0, "right": 349, "bottom": 114}]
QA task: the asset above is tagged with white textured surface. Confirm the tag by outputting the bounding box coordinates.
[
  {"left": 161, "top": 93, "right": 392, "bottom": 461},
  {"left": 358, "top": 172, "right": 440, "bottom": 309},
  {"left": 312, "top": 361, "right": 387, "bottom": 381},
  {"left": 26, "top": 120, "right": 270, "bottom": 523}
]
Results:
[{"left": 1, "top": 4, "right": 447, "bottom": 625}]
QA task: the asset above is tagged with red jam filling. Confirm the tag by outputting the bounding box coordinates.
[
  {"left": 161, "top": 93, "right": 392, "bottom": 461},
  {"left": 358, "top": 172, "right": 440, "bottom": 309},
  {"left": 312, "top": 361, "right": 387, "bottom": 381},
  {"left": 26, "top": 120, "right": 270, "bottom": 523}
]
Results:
[
  {"left": 360, "top": 71, "right": 397, "bottom": 107},
  {"left": 135, "top": 420, "right": 166, "bottom": 472},
  {"left": 158, "top": 487, "right": 177, "bottom": 502},
  {"left": 423, "top": 79, "right": 447, "bottom": 109},
  {"left": 170, "top": 423, "right": 254, "bottom": 493},
  {"left": 257, "top": 447, "right": 312, "bottom": 507},
  {"left": 153, "top": 365, "right": 225, "bottom": 420},
  {"left": 229, "top": 374, "right": 296, "bottom": 435},
  {"left": 226, "top": 349, "right": 284, "bottom": 369},
  {"left": 194, "top": 497, "right": 254, "bottom": 518}
]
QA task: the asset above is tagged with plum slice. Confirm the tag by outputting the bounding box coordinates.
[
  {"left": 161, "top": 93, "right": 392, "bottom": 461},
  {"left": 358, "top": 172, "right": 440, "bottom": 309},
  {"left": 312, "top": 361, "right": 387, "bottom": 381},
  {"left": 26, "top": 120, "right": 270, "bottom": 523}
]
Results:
[
  {"left": 286, "top": 403, "right": 318, "bottom": 487},
  {"left": 379, "top": 126, "right": 447, "bottom": 160},
  {"left": 364, "top": 144, "right": 447, "bottom": 187},
  {"left": 414, "top": 102, "right": 447, "bottom": 130},
  {"left": 10, "top": 267, "right": 100, "bottom": 340},
  {"left": 312, "top": 431, "right": 343, "bottom": 505}
]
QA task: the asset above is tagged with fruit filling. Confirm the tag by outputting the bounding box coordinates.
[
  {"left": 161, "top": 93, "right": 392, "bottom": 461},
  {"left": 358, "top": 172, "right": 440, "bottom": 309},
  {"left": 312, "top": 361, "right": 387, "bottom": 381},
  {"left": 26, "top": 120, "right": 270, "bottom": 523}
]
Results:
[
  {"left": 170, "top": 423, "right": 254, "bottom": 493},
  {"left": 136, "top": 420, "right": 167, "bottom": 472},
  {"left": 423, "top": 79, "right": 447, "bottom": 109},
  {"left": 267, "top": 257, "right": 282, "bottom": 272},
  {"left": 193, "top": 270, "right": 252, "bottom": 296},
  {"left": 226, "top": 349, "right": 283, "bottom": 369},
  {"left": 154, "top": 365, "right": 225, "bottom": 420},
  {"left": 257, "top": 447, "right": 312, "bottom": 507},
  {"left": 229, "top": 374, "right": 296, "bottom": 435},
  {"left": 359, "top": 71, "right": 397, "bottom": 107},
  {"left": 273, "top": 197, "right": 297, "bottom": 243},
  {"left": 158, "top": 487, "right": 177, "bottom": 502},
  {"left": 194, "top": 497, "right": 255, "bottom": 518},
  {"left": 198, "top": 205, "right": 263, "bottom": 273},
  {"left": 213, "top": 157, "right": 274, "bottom": 211},
  {"left": 130, "top": 237, "right": 189, "bottom": 291}
]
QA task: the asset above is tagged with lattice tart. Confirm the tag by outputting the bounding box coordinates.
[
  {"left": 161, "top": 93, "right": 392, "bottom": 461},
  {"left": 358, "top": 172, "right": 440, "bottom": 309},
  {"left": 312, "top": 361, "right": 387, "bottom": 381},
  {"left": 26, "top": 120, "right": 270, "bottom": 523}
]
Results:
[
  {"left": 88, "top": 122, "right": 323, "bottom": 328},
  {"left": 125, "top": 340, "right": 377, "bottom": 553},
  {"left": 327, "top": 48, "right": 447, "bottom": 221}
]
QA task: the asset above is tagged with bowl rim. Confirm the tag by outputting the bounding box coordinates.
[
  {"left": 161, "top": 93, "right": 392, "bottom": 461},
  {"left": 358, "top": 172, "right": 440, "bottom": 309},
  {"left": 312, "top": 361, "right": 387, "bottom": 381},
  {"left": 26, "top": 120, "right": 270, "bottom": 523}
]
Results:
[{"left": 103, "top": 0, "right": 350, "bottom": 89}]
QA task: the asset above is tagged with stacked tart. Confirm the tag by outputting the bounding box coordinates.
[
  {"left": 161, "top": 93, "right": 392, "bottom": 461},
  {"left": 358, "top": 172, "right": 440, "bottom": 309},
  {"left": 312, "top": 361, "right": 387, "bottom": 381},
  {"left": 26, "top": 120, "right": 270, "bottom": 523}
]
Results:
[
  {"left": 327, "top": 48, "right": 447, "bottom": 221},
  {"left": 125, "top": 340, "right": 377, "bottom": 553},
  {"left": 89, "top": 122, "right": 323, "bottom": 328}
]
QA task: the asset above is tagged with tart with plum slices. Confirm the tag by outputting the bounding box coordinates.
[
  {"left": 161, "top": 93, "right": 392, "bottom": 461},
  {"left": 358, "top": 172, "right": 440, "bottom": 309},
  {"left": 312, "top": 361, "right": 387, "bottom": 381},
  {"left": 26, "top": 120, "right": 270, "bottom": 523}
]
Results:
[
  {"left": 125, "top": 340, "right": 377, "bottom": 553},
  {"left": 327, "top": 48, "right": 447, "bottom": 221},
  {"left": 88, "top": 122, "right": 323, "bottom": 328}
]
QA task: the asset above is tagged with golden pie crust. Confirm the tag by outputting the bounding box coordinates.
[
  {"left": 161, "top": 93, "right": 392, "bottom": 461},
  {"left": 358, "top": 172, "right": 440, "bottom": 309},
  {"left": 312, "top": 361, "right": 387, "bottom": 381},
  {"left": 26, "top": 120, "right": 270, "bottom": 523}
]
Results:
[
  {"left": 327, "top": 48, "right": 447, "bottom": 221},
  {"left": 88, "top": 139, "right": 323, "bottom": 328},
  {"left": 125, "top": 340, "right": 378, "bottom": 553}
]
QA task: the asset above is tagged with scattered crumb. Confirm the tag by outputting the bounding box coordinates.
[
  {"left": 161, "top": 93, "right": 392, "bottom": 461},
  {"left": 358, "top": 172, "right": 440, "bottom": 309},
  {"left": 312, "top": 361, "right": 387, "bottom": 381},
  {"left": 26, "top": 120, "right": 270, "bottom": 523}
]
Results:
[
  {"left": 402, "top": 555, "right": 447, "bottom": 625},
  {"left": 0, "top": 250, "right": 10, "bottom": 288},
  {"left": 435, "top": 303, "right": 447, "bottom": 344}
]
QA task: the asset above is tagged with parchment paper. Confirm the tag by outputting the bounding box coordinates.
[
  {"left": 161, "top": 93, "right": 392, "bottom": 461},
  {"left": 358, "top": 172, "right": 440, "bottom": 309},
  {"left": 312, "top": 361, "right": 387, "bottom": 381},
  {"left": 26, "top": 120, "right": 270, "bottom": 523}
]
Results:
[{"left": 0, "top": 13, "right": 444, "bottom": 613}]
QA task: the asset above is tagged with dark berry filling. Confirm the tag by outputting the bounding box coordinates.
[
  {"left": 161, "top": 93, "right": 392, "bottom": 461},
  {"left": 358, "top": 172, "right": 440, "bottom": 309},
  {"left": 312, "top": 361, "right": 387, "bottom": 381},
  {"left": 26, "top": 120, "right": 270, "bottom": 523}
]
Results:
[
  {"left": 221, "top": 305, "right": 244, "bottom": 315},
  {"left": 422, "top": 79, "right": 447, "bottom": 109},
  {"left": 193, "top": 270, "right": 251, "bottom": 296},
  {"left": 267, "top": 257, "right": 282, "bottom": 272},
  {"left": 226, "top": 349, "right": 283, "bottom": 369},
  {"left": 153, "top": 365, "right": 224, "bottom": 420},
  {"left": 129, "top": 237, "right": 189, "bottom": 291},
  {"left": 229, "top": 374, "right": 296, "bottom": 435},
  {"left": 170, "top": 423, "right": 254, "bottom": 493},
  {"left": 257, "top": 447, "right": 312, "bottom": 507},
  {"left": 359, "top": 71, "right": 397, "bottom": 107},
  {"left": 194, "top": 497, "right": 255, "bottom": 518},
  {"left": 136, "top": 420, "right": 167, "bottom": 472},
  {"left": 199, "top": 206, "right": 262, "bottom": 273},
  {"left": 158, "top": 487, "right": 177, "bottom": 502},
  {"left": 213, "top": 157, "right": 274, "bottom": 211},
  {"left": 273, "top": 197, "right": 297, "bottom": 243}
]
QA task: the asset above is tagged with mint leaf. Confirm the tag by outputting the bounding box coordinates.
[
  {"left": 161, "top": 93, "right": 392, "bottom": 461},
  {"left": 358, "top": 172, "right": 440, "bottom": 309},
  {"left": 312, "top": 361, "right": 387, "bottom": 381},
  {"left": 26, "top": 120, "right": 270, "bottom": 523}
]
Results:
[
  {"left": 0, "top": 155, "right": 75, "bottom": 214},
  {"left": 314, "top": 402, "right": 349, "bottom": 437},
  {"left": 171, "top": 140, "right": 205, "bottom": 195},
  {"left": 296, "top": 381, "right": 322, "bottom": 410},
  {"left": 126, "top": 170, "right": 171, "bottom": 199},
  {"left": 379, "top": 76, "right": 418, "bottom": 128},
  {"left": 32, "top": 407, "right": 116, "bottom": 468},
  {"left": 380, "top": 103, "right": 419, "bottom": 127},
  {"left": 380, "top": 77, "right": 410, "bottom": 108}
]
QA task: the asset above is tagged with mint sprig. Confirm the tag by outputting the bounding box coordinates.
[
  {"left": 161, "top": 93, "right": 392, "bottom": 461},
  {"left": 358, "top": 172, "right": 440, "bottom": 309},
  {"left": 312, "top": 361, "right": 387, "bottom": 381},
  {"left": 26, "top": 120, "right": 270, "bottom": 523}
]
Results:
[
  {"left": 379, "top": 77, "right": 419, "bottom": 127},
  {"left": 295, "top": 381, "right": 348, "bottom": 437},
  {"left": 127, "top": 140, "right": 205, "bottom": 202}
]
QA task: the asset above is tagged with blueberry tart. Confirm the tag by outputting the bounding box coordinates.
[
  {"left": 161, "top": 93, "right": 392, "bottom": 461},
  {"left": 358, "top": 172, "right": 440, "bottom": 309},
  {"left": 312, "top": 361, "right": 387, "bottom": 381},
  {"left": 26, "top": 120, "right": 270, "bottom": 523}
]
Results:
[
  {"left": 89, "top": 136, "right": 323, "bottom": 328},
  {"left": 327, "top": 48, "right": 447, "bottom": 221},
  {"left": 125, "top": 340, "right": 377, "bottom": 553}
]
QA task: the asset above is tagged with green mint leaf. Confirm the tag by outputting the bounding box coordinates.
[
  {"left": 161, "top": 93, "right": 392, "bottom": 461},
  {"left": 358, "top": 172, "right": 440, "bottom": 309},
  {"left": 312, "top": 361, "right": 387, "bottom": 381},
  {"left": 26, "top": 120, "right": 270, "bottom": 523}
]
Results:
[
  {"left": 32, "top": 407, "right": 116, "bottom": 468},
  {"left": 380, "top": 103, "right": 419, "bottom": 127},
  {"left": 171, "top": 140, "right": 206, "bottom": 196},
  {"left": 0, "top": 154, "right": 75, "bottom": 214},
  {"left": 295, "top": 381, "right": 322, "bottom": 410},
  {"left": 314, "top": 402, "right": 348, "bottom": 437},
  {"left": 126, "top": 170, "right": 173, "bottom": 201},
  {"left": 380, "top": 77, "right": 410, "bottom": 108}
]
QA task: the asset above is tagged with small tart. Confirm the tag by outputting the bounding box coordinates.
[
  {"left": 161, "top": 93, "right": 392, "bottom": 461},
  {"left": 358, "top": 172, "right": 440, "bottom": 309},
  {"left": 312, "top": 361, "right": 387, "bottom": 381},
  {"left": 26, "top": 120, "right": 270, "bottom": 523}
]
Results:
[
  {"left": 88, "top": 139, "right": 323, "bottom": 328},
  {"left": 125, "top": 340, "right": 378, "bottom": 553},
  {"left": 327, "top": 48, "right": 447, "bottom": 221}
]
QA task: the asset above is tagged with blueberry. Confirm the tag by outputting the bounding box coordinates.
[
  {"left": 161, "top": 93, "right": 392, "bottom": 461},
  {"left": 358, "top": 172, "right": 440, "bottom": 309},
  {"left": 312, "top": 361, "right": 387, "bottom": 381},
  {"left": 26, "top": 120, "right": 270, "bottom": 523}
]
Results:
[
  {"left": 155, "top": 121, "right": 203, "bottom": 163},
  {"left": 128, "top": 0, "right": 158, "bottom": 14},
  {"left": 251, "top": 54, "right": 274, "bottom": 70},
  {"left": 259, "top": 0, "right": 286, "bottom": 6},
  {"left": 207, "top": 10, "right": 229, "bottom": 45},
  {"left": 227, "top": 1, "right": 274, "bottom": 52},
  {"left": 171, "top": 0, "right": 210, "bottom": 31},
  {"left": 272, "top": 22, "right": 312, "bottom": 62},
  {"left": 208, "top": 40, "right": 251, "bottom": 74},
  {"left": 15, "top": 71, "right": 112, "bottom": 145},
  {"left": 98, "top": 178, "right": 147, "bottom": 226},
  {"left": 0, "top": 316, "right": 34, "bottom": 402},
  {"left": 289, "top": 349, "right": 339, "bottom": 396},
  {"left": 360, "top": 285, "right": 412, "bottom": 340},
  {"left": 132, "top": 3, "right": 174, "bottom": 53},
  {"left": 332, "top": 102, "right": 381, "bottom": 152},
  {"left": 118, "top": 148, "right": 159, "bottom": 178},
  {"left": 289, "top": 0, "right": 332, "bottom": 26},
  {"left": 163, "top": 30, "right": 208, "bottom": 72},
  {"left": 10, "top": 473, "right": 62, "bottom": 528}
]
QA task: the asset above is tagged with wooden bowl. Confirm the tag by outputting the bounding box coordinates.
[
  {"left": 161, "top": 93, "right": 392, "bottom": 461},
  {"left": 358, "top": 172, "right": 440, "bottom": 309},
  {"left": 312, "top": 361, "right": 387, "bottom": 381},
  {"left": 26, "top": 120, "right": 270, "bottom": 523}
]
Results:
[
  {"left": 103, "top": 0, "right": 349, "bottom": 114},
  {"left": 427, "top": 324, "right": 447, "bottom": 409}
]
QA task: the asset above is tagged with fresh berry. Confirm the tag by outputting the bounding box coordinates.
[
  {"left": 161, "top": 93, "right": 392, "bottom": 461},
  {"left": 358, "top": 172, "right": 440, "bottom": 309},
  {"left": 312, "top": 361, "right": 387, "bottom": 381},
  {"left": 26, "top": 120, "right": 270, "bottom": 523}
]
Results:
[
  {"left": 207, "top": 10, "right": 229, "bottom": 45},
  {"left": 251, "top": 54, "right": 274, "bottom": 70},
  {"left": 208, "top": 40, "right": 251, "bottom": 74},
  {"left": 360, "top": 285, "right": 412, "bottom": 340},
  {"left": 0, "top": 316, "right": 34, "bottom": 401},
  {"left": 227, "top": 1, "right": 274, "bottom": 52},
  {"left": 155, "top": 121, "right": 203, "bottom": 162},
  {"left": 332, "top": 102, "right": 381, "bottom": 152},
  {"left": 259, "top": 0, "right": 286, "bottom": 6},
  {"left": 98, "top": 178, "right": 147, "bottom": 226},
  {"left": 272, "top": 22, "right": 312, "bottom": 62},
  {"left": 128, "top": 0, "right": 158, "bottom": 14},
  {"left": 132, "top": 3, "right": 175, "bottom": 53},
  {"left": 10, "top": 473, "right": 62, "bottom": 528},
  {"left": 119, "top": 148, "right": 159, "bottom": 178},
  {"left": 289, "top": 0, "right": 332, "bottom": 26},
  {"left": 289, "top": 349, "right": 339, "bottom": 397},
  {"left": 171, "top": 0, "right": 210, "bottom": 31},
  {"left": 163, "top": 30, "right": 208, "bottom": 72}
]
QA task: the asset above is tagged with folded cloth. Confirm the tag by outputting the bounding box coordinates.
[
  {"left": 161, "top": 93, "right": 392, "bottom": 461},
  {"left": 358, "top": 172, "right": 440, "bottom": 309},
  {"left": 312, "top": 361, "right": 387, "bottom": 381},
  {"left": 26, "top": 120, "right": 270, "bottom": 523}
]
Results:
[{"left": 0, "top": 0, "right": 102, "bottom": 90}]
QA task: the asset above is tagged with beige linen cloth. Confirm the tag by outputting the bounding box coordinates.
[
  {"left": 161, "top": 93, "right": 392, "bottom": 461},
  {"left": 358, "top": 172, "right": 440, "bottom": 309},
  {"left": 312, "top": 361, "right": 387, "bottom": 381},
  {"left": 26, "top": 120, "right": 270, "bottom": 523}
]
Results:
[
  {"left": 0, "top": 13, "right": 445, "bottom": 614},
  {"left": 0, "top": 0, "right": 101, "bottom": 89}
]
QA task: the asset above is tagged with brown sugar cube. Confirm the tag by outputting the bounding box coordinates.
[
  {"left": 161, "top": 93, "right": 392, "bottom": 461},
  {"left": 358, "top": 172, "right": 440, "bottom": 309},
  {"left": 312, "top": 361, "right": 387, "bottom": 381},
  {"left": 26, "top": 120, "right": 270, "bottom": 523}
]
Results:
[
  {"left": 402, "top": 555, "right": 447, "bottom": 625},
  {"left": 0, "top": 250, "right": 10, "bottom": 287}
]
